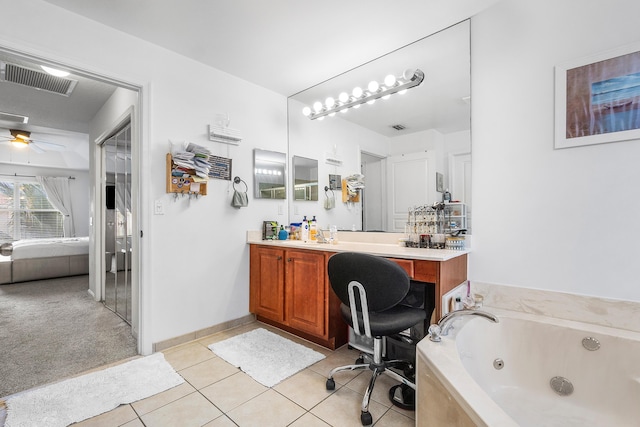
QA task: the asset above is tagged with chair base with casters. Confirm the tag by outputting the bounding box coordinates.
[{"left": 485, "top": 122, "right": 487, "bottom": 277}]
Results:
[
  {"left": 325, "top": 336, "right": 419, "bottom": 425},
  {"left": 325, "top": 252, "right": 427, "bottom": 426}
]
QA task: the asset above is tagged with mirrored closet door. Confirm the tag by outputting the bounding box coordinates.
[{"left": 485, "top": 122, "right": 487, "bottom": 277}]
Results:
[{"left": 103, "top": 122, "right": 132, "bottom": 323}]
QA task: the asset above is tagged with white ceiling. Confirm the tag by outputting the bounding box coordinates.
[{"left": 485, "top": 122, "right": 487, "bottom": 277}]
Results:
[{"left": 40, "top": 0, "right": 500, "bottom": 97}]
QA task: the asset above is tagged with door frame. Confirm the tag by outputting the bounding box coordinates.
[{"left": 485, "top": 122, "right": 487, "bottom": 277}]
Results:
[{"left": 0, "top": 43, "right": 146, "bottom": 354}]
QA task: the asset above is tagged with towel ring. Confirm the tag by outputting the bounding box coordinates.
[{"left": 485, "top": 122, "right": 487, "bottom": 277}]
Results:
[{"left": 233, "top": 176, "right": 248, "bottom": 192}]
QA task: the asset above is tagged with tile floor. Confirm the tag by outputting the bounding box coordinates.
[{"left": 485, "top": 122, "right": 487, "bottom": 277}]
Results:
[{"left": 74, "top": 322, "right": 415, "bottom": 427}]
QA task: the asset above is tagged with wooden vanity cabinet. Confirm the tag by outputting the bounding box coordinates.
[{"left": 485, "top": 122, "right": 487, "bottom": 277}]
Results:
[
  {"left": 249, "top": 244, "right": 467, "bottom": 348},
  {"left": 249, "top": 245, "right": 347, "bottom": 349},
  {"left": 249, "top": 245, "right": 285, "bottom": 323}
]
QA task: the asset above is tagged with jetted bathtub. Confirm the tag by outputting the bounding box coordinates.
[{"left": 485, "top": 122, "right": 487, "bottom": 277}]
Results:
[{"left": 416, "top": 308, "right": 640, "bottom": 426}]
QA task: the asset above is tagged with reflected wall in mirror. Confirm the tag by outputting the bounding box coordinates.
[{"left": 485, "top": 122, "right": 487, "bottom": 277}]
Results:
[
  {"left": 253, "top": 149, "right": 286, "bottom": 199},
  {"left": 287, "top": 20, "right": 471, "bottom": 232},
  {"left": 292, "top": 155, "right": 318, "bottom": 201}
]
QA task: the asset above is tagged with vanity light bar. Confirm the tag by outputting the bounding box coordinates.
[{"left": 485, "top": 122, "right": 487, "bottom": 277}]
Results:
[{"left": 303, "top": 69, "right": 425, "bottom": 120}]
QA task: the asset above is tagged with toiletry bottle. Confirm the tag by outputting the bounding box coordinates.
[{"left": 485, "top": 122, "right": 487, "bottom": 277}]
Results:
[
  {"left": 278, "top": 225, "right": 288, "bottom": 240},
  {"left": 301, "top": 216, "right": 309, "bottom": 242},
  {"left": 310, "top": 215, "right": 318, "bottom": 241}
]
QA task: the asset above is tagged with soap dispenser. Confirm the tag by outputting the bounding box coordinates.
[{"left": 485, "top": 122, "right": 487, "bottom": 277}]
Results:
[{"left": 310, "top": 215, "right": 318, "bottom": 241}]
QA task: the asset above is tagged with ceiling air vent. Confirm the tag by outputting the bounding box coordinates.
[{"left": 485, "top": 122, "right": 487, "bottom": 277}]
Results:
[
  {"left": 390, "top": 124, "right": 406, "bottom": 131},
  {"left": 0, "top": 62, "right": 77, "bottom": 96}
]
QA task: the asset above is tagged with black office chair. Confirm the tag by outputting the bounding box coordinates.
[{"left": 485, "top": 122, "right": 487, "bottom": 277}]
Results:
[{"left": 326, "top": 252, "right": 427, "bottom": 426}]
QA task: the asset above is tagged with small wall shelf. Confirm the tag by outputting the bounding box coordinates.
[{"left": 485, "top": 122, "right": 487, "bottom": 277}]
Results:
[
  {"left": 166, "top": 153, "right": 208, "bottom": 195},
  {"left": 341, "top": 179, "right": 360, "bottom": 203}
]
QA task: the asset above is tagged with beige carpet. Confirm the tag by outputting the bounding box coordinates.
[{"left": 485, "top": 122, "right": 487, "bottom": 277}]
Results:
[{"left": 0, "top": 275, "right": 137, "bottom": 399}]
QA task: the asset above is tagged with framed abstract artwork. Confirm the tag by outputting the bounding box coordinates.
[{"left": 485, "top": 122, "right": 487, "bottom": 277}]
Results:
[{"left": 555, "top": 41, "right": 640, "bottom": 149}]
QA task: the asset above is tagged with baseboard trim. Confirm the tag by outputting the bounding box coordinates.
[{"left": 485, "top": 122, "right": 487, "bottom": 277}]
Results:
[{"left": 152, "top": 314, "right": 256, "bottom": 352}]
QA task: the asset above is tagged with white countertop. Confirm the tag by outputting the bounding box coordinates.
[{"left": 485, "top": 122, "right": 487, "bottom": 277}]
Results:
[{"left": 247, "top": 231, "right": 469, "bottom": 262}]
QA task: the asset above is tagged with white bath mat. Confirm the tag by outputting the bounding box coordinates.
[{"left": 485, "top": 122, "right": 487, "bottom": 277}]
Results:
[
  {"left": 4, "top": 353, "right": 184, "bottom": 427},
  {"left": 208, "top": 328, "right": 325, "bottom": 387}
]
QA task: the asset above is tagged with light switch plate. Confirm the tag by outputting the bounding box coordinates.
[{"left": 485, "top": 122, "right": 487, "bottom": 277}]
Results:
[{"left": 154, "top": 199, "right": 164, "bottom": 215}]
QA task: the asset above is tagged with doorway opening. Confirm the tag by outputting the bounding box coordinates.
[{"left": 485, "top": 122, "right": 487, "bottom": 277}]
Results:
[
  {"left": 360, "top": 151, "right": 386, "bottom": 231},
  {"left": 0, "top": 46, "right": 142, "bottom": 395}
]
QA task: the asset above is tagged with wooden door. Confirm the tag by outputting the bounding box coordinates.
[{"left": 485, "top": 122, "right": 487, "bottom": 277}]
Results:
[
  {"left": 249, "top": 245, "right": 285, "bottom": 322},
  {"left": 285, "top": 249, "right": 326, "bottom": 337}
]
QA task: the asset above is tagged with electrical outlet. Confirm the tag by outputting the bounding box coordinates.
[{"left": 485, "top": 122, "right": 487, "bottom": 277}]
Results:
[
  {"left": 278, "top": 204, "right": 284, "bottom": 215},
  {"left": 154, "top": 199, "right": 164, "bottom": 215}
]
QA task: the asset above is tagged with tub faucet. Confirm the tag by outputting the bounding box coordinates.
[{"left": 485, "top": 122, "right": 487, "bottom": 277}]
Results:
[{"left": 428, "top": 309, "right": 499, "bottom": 342}]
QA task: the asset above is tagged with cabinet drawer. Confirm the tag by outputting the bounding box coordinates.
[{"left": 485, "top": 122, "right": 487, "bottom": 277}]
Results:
[
  {"left": 413, "top": 260, "right": 438, "bottom": 283},
  {"left": 388, "top": 258, "right": 415, "bottom": 278}
]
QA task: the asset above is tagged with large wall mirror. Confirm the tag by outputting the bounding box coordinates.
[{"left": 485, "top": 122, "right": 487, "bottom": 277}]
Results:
[
  {"left": 287, "top": 20, "right": 471, "bottom": 232},
  {"left": 253, "top": 149, "right": 286, "bottom": 199}
]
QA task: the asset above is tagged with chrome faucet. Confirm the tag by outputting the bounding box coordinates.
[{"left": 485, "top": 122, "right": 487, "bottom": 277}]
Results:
[{"left": 428, "top": 309, "right": 499, "bottom": 342}]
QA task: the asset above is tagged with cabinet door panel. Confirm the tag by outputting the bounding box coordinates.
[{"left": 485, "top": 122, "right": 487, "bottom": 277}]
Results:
[
  {"left": 285, "top": 250, "right": 326, "bottom": 336},
  {"left": 250, "top": 246, "right": 285, "bottom": 322}
]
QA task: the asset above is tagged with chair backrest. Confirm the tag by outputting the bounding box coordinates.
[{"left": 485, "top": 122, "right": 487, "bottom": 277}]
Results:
[{"left": 327, "top": 252, "right": 410, "bottom": 313}]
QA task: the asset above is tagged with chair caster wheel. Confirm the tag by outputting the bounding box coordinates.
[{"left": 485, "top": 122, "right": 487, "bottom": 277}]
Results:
[
  {"left": 326, "top": 378, "right": 335, "bottom": 390},
  {"left": 389, "top": 384, "right": 415, "bottom": 410},
  {"left": 361, "top": 411, "right": 372, "bottom": 426},
  {"left": 355, "top": 356, "right": 364, "bottom": 365}
]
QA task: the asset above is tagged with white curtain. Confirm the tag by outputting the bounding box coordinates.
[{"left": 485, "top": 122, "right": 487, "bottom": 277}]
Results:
[{"left": 36, "top": 176, "right": 75, "bottom": 237}]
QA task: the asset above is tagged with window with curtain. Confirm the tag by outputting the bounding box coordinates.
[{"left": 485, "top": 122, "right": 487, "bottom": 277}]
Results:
[{"left": 0, "top": 179, "right": 64, "bottom": 243}]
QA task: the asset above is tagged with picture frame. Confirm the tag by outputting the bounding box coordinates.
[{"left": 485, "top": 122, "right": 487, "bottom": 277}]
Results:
[
  {"left": 436, "top": 172, "right": 444, "bottom": 192},
  {"left": 555, "top": 41, "right": 640, "bottom": 149}
]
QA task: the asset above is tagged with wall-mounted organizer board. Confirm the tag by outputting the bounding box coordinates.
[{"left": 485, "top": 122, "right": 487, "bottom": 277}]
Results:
[
  {"left": 341, "top": 179, "right": 360, "bottom": 203},
  {"left": 166, "top": 153, "right": 208, "bottom": 195}
]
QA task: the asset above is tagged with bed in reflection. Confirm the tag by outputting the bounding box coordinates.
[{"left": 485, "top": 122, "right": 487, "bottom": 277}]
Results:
[{"left": 0, "top": 237, "right": 89, "bottom": 284}]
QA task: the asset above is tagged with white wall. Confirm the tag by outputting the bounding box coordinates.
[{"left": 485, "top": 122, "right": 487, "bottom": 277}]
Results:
[
  {"left": 471, "top": 0, "right": 640, "bottom": 302},
  {"left": 149, "top": 56, "right": 286, "bottom": 347},
  {"left": 0, "top": 0, "right": 289, "bottom": 353}
]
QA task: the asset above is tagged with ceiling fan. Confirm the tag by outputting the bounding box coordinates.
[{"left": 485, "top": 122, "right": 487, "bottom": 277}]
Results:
[{"left": 0, "top": 128, "right": 66, "bottom": 153}]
